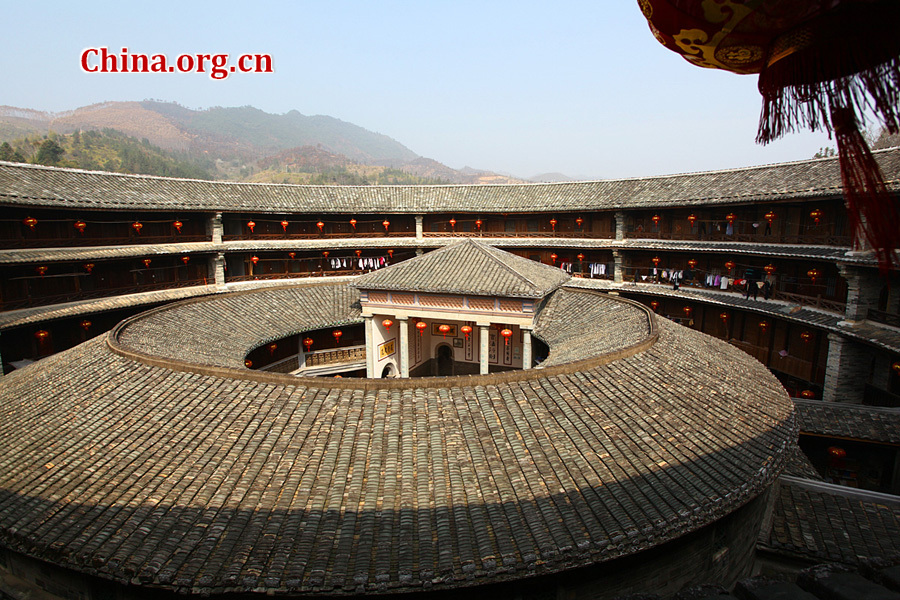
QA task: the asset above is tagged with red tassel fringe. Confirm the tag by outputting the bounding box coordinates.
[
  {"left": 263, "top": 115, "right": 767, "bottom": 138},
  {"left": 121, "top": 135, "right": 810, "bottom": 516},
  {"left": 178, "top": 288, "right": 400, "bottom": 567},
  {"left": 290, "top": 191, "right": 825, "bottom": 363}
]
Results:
[{"left": 832, "top": 105, "right": 900, "bottom": 274}]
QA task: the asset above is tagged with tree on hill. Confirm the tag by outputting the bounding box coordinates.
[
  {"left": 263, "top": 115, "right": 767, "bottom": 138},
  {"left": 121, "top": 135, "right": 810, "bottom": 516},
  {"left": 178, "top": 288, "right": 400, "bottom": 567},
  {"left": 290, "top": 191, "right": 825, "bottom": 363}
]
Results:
[
  {"left": 0, "top": 142, "right": 26, "bottom": 163},
  {"left": 35, "top": 139, "right": 65, "bottom": 165}
]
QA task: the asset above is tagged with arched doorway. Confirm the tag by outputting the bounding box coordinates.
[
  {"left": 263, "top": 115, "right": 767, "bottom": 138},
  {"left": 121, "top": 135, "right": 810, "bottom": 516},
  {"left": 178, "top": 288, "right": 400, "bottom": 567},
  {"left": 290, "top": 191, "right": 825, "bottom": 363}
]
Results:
[
  {"left": 436, "top": 344, "right": 454, "bottom": 376},
  {"left": 381, "top": 363, "right": 396, "bottom": 378}
]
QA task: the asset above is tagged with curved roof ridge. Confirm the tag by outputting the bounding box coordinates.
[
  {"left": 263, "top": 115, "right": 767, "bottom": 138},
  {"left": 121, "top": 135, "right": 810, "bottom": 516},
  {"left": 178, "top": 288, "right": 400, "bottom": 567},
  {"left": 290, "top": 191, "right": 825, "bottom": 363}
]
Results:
[{"left": 3, "top": 147, "right": 899, "bottom": 188}]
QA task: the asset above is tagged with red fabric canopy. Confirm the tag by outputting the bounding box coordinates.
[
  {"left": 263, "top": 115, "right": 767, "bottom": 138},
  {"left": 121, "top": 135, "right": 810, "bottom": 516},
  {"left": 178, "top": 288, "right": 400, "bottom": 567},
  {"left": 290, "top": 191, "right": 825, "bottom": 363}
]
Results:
[{"left": 640, "top": 0, "right": 900, "bottom": 271}]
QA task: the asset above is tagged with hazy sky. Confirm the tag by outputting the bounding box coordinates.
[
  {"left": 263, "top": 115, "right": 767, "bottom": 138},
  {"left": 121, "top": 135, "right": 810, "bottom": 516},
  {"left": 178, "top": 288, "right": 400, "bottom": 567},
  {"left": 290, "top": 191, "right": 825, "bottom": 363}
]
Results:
[{"left": 4, "top": 1, "right": 837, "bottom": 179}]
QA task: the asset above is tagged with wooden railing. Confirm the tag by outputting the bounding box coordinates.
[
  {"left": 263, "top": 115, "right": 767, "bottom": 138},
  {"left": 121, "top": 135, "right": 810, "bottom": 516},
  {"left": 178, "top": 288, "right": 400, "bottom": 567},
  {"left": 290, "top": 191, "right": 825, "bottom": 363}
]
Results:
[
  {"left": 304, "top": 345, "right": 366, "bottom": 367},
  {"left": 0, "top": 234, "right": 208, "bottom": 249},
  {"left": 624, "top": 231, "right": 851, "bottom": 246}
]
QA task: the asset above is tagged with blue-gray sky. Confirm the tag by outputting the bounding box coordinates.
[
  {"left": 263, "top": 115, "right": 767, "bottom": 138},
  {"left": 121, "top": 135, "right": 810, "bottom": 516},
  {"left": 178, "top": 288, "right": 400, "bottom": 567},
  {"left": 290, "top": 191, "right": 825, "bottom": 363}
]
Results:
[{"left": 3, "top": 0, "right": 835, "bottom": 179}]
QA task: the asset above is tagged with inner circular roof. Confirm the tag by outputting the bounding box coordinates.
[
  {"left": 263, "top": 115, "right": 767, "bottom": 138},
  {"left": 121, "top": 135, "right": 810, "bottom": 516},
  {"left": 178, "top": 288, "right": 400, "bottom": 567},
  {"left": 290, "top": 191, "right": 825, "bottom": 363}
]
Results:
[{"left": 0, "top": 282, "right": 795, "bottom": 595}]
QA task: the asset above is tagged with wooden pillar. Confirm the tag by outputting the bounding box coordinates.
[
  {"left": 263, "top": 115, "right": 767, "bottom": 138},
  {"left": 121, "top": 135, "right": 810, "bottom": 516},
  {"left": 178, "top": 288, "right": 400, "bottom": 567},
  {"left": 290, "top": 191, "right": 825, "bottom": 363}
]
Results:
[
  {"left": 399, "top": 317, "right": 410, "bottom": 378},
  {"left": 479, "top": 323, "right": 490, "bottom": 375}
]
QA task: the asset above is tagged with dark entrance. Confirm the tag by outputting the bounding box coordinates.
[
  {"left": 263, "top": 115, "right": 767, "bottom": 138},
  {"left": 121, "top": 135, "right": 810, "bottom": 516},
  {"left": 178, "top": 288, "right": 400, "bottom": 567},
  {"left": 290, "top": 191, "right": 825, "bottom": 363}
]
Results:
[{"left": 436, "top": 344, "right": 454, "bottom": 376}]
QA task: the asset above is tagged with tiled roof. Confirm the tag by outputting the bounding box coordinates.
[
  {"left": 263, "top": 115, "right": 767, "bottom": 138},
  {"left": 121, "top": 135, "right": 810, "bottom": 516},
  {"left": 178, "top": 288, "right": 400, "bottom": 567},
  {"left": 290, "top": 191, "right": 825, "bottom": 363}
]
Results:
[
  {"left": 793, "top": 398, "right": 900, "bottom": 445},
  {"left": 351, "top": 239, "right": 570, "bottom": 298},
  {"left": 0, "top": 282, "right": 794, "bottom": 595},
  {"left": 764, "top": 476, "right": 900, "bottom": 565},
  {"left": 2, "top": 148, "right": 899, "bottom": 213}
]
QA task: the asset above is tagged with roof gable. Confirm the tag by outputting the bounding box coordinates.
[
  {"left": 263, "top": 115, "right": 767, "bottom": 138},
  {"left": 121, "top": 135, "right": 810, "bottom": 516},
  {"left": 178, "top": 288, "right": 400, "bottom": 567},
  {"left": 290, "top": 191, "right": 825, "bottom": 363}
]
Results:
[{"left": 351, "top": 239, "right": 570, "bottom": 298}]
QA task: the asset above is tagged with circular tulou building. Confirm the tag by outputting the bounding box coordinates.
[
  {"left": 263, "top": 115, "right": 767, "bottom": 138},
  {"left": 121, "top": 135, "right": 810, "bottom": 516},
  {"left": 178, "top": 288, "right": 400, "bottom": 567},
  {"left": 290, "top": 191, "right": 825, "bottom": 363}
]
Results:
[{"left": 0, "top": 240, "right": 795, "bottom": 600}]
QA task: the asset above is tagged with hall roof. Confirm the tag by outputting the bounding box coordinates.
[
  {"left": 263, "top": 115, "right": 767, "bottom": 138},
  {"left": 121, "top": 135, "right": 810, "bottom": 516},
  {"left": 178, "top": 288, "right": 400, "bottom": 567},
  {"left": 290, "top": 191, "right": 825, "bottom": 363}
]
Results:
[
  {"left": 0, "top": 282, "right": 794, "bottom": 596},
  {"left": 2, "top": 147, "right": 899, "bottom": 213},
  {"left": 351, "top": 239, "right": 570, "bottom": 299}
]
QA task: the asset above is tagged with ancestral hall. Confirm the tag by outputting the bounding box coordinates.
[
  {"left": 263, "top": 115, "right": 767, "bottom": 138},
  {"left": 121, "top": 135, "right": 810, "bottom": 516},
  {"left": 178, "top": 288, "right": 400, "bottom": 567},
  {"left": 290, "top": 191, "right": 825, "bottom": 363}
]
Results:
[{"left": 352, "top": 239, "right": 569, "bottom": 377}]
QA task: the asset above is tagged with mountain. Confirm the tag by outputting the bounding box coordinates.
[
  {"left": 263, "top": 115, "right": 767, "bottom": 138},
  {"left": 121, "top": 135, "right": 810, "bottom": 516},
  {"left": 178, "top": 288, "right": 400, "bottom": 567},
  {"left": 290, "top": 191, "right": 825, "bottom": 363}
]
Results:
[{"left": 0, "top": 101, "right": 523, "bottom": 184}]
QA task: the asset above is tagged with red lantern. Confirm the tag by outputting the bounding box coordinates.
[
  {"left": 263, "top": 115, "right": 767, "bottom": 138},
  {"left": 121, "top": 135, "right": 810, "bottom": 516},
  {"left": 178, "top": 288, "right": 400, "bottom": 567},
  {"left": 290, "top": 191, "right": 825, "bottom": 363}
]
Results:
[
  {"left": 250, "top": 255, "right": 259, "bottom": 265},
  {"left": 416, "top": 321, "right": 427, "bottom": 336},
  {"left": 84, "top": 262, "right": 95, "bottom": 274},
  {"left": 173, "top": 220, "right": 183, "bottom": 233},
  {"left": 764, "top": 264, "right": 776, "bottom": 275},
  {"left": 74, "top": 220, "right": 87, "bottom": 234},
  {"left": 575, "top": 217, "right": 584, "bottom": 227},
  {"left": 349, "top": 218, "right": 357, "bottom": 230},
  {"left": 34, "top": 330, "right": 49, "bottom": 342},
  {"left": 687, "top": 214, "right": 697, "bottom": 226},
  {"left": 475, "top": 219, "right": 482, "bottom": 230},
  {"left": 687, "top": 259, "right": 698, "bottom": 269},
  {"left": 892, "top": 362, "right": 900, "bottom": 375},
  {"left": 23, "top": 216, "right": 37, "bottom": 229},
  {"left": 800, "top": 331, "right": 812, "bottom": 344},
  {"left": 387, "top": 249, "right": 394, "bottom": 258},
  {"left": 288, "top": 252, "right": 296, "bottom": 259},
  {"left": 683, "top": 306, "right": 692, "bottom": 317},
  {"left": 800, "top": 390, "right": 816, "bottom": 399},
  {"left": 828, "top": 446, "right": 847, "bottom": 459},
  {"left": 649, "top": 301, "right": 659, "bottom": 312},
  {"left": 807, "top": 268, "right": 821, "bottom": 283},
  {"left": 549, "top": 218, "right": 557, "bottom": 231},
  {"left": 461, "top": 325, "right": 473, "bottom": 340},
  {"left": 282, "top": 220, "right": 290, "bottom": 232},
  {"left": 142, "top": 258, "right": 152, "bottom": 268},
  {"left": 651, "top": 214, "right": 661, "bottom": 225},
  {"left": 764, "top": 211, "right": 776, "bottom": 224},
  {"left": 356, "top": 250, "right": 362, "bottom": 257},
  {"left": 35, "top": 265, "right": 48, "bottom": 277},
  {"left": 244, "top": 359, "right": 253, "bottom": 368},
  {"left": 322, "top": 251, "right": 329, "bottom": 258},
  {"left": 332, "top": 330, "right": 343, "bottom": 344},
  {"left": 810, "top": 209, "right": 823, "bottom": 225},
  {"left": 438, "top": 324, "right": 451, "bottom": 338},
  {"left": 759, "top": 320, "right": 769, "bottom": 332},
  {"left": 246, "top": 220, "right": 256, "bottom": 233},
  {"left": 652, "top": 256, "right": 661, "bottom": 267},
  {"left": 303, "top": 337, "right": 314, "bottom": 351},
  {"left": 724, "top": 260, "right": 736, "bottom": 271},
  {"left": 382, "top": 319, "right": 393, "bottom": 330},
  {"left": 500, "top": 328, "right": 513, "bottom": 346},
  {"left": 576, "top": 253, "right": 585, "bottom": 262},
  {"left": 550, "top": 253, "right": 558, "bottom": 264},
  {"left": 725, "top": 213, "right": 736, "bottom": 225},
  {"left": 449, "top": 218, "right": 456, "bottom": 229},
  {"left": 720, "top": 312, "right": 729, "bottom": 321},
  {"left": 382, "top": 219, "right": 390, "bottom": 232},
  {"left": 316, "top": 221, "right": 324, "bottom": 232},
  {"left": 268, "top": 343, "right": 278, "bottom": 355},
  {"left": 80, "top": 319, "right": 92, "bottom": 331},
  {"left": 132, "top": 221, "right": 143, "bottom": 234},
  {"left": 181, "top": 256, "right": 190, "bottom": 265}
]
